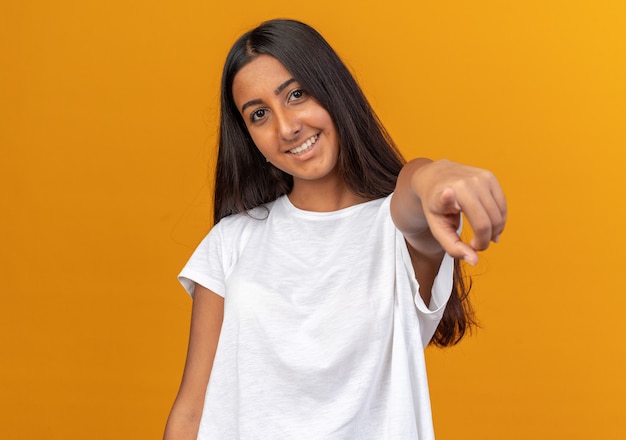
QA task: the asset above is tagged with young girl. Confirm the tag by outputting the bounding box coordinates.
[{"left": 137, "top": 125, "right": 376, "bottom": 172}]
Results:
[{"left": 165, "top": 19, "right": 506, "bottom": 440}]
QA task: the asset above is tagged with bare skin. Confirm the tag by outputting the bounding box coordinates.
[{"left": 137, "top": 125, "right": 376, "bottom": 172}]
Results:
[
  {"left": 164, "top": 285, "right": 223, "bottom": 440},
  {"left": 391, "top": 158, "right": 507, "bottom": 303}
]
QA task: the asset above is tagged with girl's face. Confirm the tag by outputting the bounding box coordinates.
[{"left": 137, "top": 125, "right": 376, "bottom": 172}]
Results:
[{"left": 232, "top": 55, "right": 341, "bottom": 188}]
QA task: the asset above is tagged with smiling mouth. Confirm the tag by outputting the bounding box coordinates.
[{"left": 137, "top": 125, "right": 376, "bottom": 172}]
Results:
[{"left": 288, "top": 134, "right": 319, "bottom": 155}]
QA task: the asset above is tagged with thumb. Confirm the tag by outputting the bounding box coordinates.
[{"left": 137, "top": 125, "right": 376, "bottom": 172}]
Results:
[{"left": 439, "top": 187, "right": 461, "bottom": 213}]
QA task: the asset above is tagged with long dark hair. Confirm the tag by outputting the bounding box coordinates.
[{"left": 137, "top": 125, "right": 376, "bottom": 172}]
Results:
[{"left": 213, "top": 18, "right": 475, "bottom": 346}]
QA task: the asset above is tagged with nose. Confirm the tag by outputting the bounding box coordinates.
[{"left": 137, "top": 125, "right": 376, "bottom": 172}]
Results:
[{"left": 275, "top": 108, "right": 301, "bottom": 141}]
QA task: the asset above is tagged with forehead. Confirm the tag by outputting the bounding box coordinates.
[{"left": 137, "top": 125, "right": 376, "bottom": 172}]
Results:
[{"left": 232, "top": 55, "right": 293, "bottom": 105}]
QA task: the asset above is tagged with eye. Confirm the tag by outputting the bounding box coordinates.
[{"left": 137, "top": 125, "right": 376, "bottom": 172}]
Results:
[
  {"left": 288, "top": 88, "right": 307, "bottom": 102},
  {"left": 250, "top": 108, "right": 267, "bottom": 123}
]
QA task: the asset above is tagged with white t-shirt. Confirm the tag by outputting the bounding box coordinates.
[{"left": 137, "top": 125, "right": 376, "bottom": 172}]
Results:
[{"left": 179, "top": 194, "right": 454, "bottom": 440}]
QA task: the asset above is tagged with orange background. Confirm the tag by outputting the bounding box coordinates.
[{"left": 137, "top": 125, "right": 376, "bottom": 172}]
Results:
[{"left": 1, "top": 1, "right": 625, "bottom": 439}]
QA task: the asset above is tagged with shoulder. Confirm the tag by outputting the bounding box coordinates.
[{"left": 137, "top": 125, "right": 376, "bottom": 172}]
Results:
[
  {"left": 363, "top": 194, "right": 393, "bottom": 221},
  {"left": 213, "top": 197, "right": 282, "bottom": 237},
  {"left": 181, "top": 198, "right": 282, "bottom": 279}
]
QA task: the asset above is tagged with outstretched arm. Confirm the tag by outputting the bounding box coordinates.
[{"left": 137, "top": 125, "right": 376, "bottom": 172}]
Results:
[{"left": 390, "top": 158, "right": 507, "bottom": 304}]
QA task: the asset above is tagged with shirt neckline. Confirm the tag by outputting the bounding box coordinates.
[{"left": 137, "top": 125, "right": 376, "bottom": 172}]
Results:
[{"left": 277, "top": 194, "right": 387, "bottom": 219}]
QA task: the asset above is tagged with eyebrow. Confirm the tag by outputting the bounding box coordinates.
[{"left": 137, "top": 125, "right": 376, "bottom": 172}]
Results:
[
  {"left": 274, "top": 78, "right": 296, "bottom": 95},
  {"left": 241, "top": 99, "right": 263, "bottom": 113},
  {"left": 240, "top": 78, "right": 297, "bottom": 113}
]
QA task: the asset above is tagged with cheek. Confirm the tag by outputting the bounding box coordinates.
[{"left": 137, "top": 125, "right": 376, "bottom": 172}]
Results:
[
  {"left": 319, "top": 114, "right": 338, "bottom": 142},
  {"left": 248, "top": 131, "right": 273, "bottom": 155}
]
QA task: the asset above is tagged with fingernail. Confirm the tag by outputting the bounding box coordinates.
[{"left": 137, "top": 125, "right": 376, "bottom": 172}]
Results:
[{"left": 463, "top": 255, "right": 477, "bottom": 266}]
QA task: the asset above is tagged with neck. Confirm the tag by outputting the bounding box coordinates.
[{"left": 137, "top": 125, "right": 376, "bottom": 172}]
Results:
[{"left": 288, "top": 178, "right": 370, "bottom": 212}]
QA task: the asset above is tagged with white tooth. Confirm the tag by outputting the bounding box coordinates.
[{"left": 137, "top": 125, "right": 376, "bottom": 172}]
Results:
[{"left": 289, "top": 135, "right": 318, "bottom": 154}]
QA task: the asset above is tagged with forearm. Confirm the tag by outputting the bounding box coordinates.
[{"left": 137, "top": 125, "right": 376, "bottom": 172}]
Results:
[
  {"left": 164, "top": 402, "right": 202, "bottom": 440},
  {"left": 164, "top": 285, "right": 224, "bottom": 440},
  {"left": 391, "top": 158, "right": 447, "bottom": 304},
  {"left": 390, "top": 158, "right": 445, "bottom": 257}
]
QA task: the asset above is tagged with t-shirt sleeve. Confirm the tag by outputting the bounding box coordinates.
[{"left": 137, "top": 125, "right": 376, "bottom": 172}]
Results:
[
  {"left": 178, "top": 224, "right": 227, "bottom": 298},
  {"left": 407, "top": 246, "right": 455, "bottom": 346},
  {"left": 385, "top": 191, "right": 456, "bottom": 346},
  {"left": 413, "top": 252, "right": 454, "bottom": 314}
]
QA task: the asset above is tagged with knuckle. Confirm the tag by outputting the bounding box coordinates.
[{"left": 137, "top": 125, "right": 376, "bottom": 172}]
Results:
[{"left": 472, "top": 221, "right": 492, "bottom": 237}]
